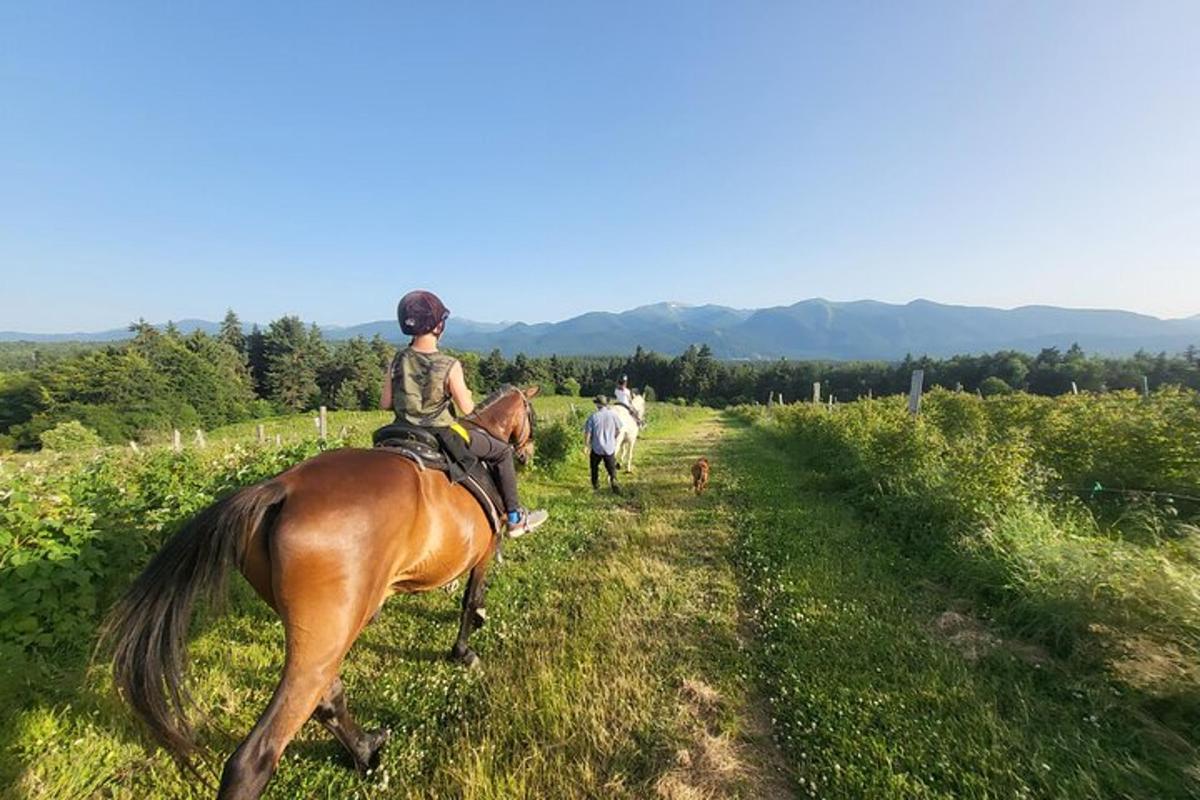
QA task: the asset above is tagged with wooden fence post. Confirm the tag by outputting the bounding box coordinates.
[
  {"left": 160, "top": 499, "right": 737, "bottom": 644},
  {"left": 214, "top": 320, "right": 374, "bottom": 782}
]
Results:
[
  {"left": 1142, "top": 376, "right": 1149, "bottom": 399},
  {"left": 768, "top": 391, "right": 774, "bottom": 407},
  {"left": 1071, "top": 381, "right": 1078, "bottom": 395},
  {"left": 129, "top": 441, "right": 140, "bottom": 453},
  {"left": 275, "top": 433, "right": 282, "bottom": 446},
  {"left": 318, "top": 406, "right": 328, "bottom": 440},
  {"left": 779, "top": 393, "right": 784, "bottom": 406},
  {"left": 828, "top": 394, "right": 833, "bottom": 410},
  {"left": 256, "top": 423, "right": 265, "bottom": 443},
  {"left": 194, "top": 429, "right": 206, "bottom": 448},
  {"left": 812, "top": 382, "right": 821, "bottom": 404},
  {"left": 908, "top": 370, "right": 924, "bottom": 416},
  {"left": 172, "top": 429, "right": 182, "bottom": 452}
]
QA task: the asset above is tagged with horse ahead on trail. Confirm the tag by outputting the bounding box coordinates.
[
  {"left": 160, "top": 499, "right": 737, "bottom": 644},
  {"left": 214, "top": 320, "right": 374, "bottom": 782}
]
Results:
[
  {"left": 611, "top": 392, "right": 646, "bottom": 472},
  {"left": 101, "top": 386, "right": 539, "bottom": 800}
]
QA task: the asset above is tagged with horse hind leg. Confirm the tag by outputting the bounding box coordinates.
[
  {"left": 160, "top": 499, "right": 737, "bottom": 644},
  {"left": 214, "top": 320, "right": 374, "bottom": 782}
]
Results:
[
  {"left": 218, "top": 593, "right": 362, "bottom": 798},
  {"left": 312, "top": 676, "right": 391, "bottom": 772},
  {"left": 217, "top": 658, "right": 338, "bottom": 800}
]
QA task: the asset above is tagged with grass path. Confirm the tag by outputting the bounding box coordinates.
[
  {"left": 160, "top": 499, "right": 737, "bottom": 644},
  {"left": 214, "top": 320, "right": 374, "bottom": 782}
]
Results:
[
  {"left": 414, "top": 409, "right": 794, "bottom": 799},
  {"left": 8, "top": 406, "right": 795, "bottom": 799}
]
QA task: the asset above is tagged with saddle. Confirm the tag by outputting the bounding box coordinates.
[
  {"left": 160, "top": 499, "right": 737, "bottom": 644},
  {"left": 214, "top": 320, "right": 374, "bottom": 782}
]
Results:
[{"left": 372, "top": 420, "right": 505, "bottom": 534}]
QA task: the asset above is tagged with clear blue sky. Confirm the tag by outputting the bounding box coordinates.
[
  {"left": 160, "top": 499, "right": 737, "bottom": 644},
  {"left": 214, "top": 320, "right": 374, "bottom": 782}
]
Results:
[{"left": 2, "top": 1, "right": 1198, "bottom": 332}]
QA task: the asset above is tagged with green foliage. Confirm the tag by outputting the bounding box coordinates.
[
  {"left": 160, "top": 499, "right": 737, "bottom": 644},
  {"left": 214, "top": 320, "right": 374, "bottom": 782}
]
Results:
[
  {"left": 264, "top": 317, "right": 324, "bottom": 411},
  {"left": 556, "top": 377, "right": 580, "bottom": 396},
  {"left": 532, "top": 419, "right": 572, "bottom": 472},
  {"left": 758, "top": 388, "right": 1200, "bottom": 653},
  {"left": 0, "top": 373, "right": 47, "bottom": 433},
  {"left": 979, "top": 375, "right": 1012, "bottom": 396},
  {"left": 0, "top": 439, "right": 322, "bottom": 653},
  {"left": 38, "top": 421, "right": 102, "bottom": 452}
]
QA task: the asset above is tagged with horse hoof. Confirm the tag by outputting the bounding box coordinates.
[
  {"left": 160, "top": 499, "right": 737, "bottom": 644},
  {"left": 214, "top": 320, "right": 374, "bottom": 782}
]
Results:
[
  {"left": 451, "top": 648, "right": 481, "bottom": 669},
  {"left": 362, "top": 727, "right": 391, "bottom": 771}
]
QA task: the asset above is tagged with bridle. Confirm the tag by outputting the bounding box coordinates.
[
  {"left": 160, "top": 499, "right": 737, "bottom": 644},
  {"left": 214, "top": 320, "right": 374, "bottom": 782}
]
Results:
[{"left": 512, "top": 390, "right": 536, "bottom": 464}]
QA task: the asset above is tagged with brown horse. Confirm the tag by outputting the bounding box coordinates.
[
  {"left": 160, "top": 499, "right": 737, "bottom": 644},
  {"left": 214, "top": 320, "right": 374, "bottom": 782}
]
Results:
[{"left": 102, "top": 385, "right": 540, "bottom": 800}]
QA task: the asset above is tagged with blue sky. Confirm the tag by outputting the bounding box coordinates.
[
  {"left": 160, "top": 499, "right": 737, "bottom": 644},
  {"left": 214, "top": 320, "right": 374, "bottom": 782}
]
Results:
[{"left": 2, "top": 1, "right": 1198, "bottom": 332}]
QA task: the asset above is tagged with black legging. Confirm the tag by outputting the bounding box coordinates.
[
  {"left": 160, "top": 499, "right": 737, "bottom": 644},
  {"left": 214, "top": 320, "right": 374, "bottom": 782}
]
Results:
[
  {"left": 590, "top": 451, "right": 618, "bottom": 488},
  {"left": 467, "top": 429, "right": 519, "bottom": 513}
]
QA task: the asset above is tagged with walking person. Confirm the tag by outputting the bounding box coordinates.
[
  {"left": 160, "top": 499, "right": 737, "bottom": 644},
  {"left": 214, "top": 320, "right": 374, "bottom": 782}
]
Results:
[{"left": 583, "top": 395, "right": 622, "bottom": 493}]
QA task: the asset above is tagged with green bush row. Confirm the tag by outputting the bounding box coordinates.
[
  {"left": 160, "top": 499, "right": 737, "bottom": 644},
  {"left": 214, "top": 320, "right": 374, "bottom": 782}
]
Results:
[
  {"left": 741, "top": 388, "right": 1200, "bottom": 652},
  {"left": 0, "top": 441, "right": 323, "bottom": 653}
]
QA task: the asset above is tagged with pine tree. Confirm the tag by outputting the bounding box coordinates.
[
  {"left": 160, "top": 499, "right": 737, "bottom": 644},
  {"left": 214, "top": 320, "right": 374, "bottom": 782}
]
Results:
[
  {"left": 247, "top": 325, "right": 268, "bottom": 396},
  {"left": 264, "top": 316, "right": 322, "bottom": 411},
  {"left": 219, "top": 309, "right": 246, "bottom": 355}
]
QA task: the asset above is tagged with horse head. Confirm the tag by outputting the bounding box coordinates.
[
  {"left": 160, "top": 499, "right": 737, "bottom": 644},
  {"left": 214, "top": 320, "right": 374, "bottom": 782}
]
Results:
[{"left": 465, "top": 385, "right": 539, "bottom": 464}]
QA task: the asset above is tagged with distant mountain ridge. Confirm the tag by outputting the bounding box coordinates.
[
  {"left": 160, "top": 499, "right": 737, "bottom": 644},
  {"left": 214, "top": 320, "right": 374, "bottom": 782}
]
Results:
[{"left": 4, "top": 299, "right": 1199, "bottom": 360}]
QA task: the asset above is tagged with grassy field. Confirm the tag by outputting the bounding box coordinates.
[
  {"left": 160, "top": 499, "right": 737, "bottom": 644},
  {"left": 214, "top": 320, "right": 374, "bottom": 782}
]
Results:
[
  {"left": 4, "top": 398, "right": 1197, "bottom": 798},
  {"left": 729, "top": 407, "right": 1199, "bottom": 799},
  {"left": 3, "top": 403, "right": 793, "bottom": 798}
]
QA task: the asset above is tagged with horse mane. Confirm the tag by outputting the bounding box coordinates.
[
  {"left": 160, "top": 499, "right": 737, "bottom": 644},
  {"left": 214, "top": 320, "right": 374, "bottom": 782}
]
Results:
[
  {"left": 466, "top": 384, "right": 536, "bottom": 434},
  {"left": 474, "top": 384, "right": 517, "bottom": 413}
]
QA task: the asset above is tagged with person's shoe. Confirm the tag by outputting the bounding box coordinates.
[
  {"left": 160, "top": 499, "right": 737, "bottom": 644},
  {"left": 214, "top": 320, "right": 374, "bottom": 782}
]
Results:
[
  {"left": 610, "top": 482, "right": 622, "bottom": 495},
  {"left": 506, "top": 508, "right": 548, "bottom": 538}
]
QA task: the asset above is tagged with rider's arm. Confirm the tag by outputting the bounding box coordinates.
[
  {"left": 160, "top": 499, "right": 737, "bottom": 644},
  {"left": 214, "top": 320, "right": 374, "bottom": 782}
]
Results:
[{"left": 447, "top": 361, "right": 475, "bottom": 416}]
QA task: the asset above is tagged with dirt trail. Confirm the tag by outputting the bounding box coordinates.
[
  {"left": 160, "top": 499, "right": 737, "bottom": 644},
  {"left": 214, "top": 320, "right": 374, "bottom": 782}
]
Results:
[{"left": 617, "top": 413, "right": 796, "bottom": 799}]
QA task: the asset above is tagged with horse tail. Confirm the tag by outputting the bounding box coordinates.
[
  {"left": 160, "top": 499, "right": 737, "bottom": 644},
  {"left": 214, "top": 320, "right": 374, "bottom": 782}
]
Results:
[{"left": 100, "top": 480, "right": 288, "bottom": 774}]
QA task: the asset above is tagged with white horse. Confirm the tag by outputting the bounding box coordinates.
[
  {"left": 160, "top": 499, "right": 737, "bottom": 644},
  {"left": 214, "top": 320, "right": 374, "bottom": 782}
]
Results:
[{"left": 612, "top": 394, "right": 646, "bottom": 472}]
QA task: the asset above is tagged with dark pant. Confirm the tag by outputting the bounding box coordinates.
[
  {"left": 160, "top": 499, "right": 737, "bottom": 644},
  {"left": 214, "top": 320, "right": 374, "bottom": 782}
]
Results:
[
  {"left": 467, "top": 430, "right": 519, "bottom": 513},
  {"left": 590, "top": 451, "right": 618, "bottom": 489}
]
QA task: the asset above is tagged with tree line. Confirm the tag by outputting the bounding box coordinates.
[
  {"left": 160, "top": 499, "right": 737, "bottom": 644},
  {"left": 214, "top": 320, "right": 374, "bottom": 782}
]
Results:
[{"left": 1, "top": 310, "right": 1198, "bottom": 450}]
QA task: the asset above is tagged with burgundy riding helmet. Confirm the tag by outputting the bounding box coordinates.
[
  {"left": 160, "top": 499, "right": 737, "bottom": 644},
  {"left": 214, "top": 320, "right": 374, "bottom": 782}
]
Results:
[{"left": 397, "top": 290, "right": 450, "bottom": 335}]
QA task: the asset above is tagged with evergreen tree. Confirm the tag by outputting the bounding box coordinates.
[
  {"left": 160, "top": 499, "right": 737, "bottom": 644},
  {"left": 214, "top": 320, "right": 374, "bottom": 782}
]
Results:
[
  {"left": 246, "top": 324, "right": 268, "bottom": 395},
  {"left": 264, "top": 316, "right": 322, "bottom": 411},
  {"left": 479, "top": 348, "right": 506, "bottom": 391},
  {"left": 219, "top": 309, "right": 246, "bottom": 355}
]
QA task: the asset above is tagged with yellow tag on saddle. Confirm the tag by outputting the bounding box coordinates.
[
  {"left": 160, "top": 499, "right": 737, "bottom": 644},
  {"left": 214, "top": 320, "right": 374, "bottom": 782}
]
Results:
[{"left": 450, "top": 422, "right": 471, "bottom": 443}]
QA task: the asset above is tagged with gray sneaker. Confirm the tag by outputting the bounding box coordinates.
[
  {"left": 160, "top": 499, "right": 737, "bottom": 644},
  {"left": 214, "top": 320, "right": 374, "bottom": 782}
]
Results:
[{"left": 507, "top": 508, "right": 548, "bottom": 538}]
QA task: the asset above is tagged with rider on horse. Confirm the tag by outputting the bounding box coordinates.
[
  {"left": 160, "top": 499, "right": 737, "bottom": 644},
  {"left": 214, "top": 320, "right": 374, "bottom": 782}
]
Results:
[
  {"left": 614, "top": 375, "right": 643, "bottom": 426},
  {"left": 380, "top": 290, "right": 548, "bottom": 537}
]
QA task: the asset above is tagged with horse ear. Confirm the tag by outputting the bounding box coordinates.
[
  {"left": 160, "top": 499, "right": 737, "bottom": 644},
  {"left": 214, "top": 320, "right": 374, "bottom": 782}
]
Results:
[{"left": 523, "top": 385, "right": 541, "bottom": 398}]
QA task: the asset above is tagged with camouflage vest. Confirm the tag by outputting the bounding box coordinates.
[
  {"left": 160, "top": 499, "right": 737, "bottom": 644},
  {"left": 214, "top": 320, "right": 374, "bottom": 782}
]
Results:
[{"left": 391, "top": 348, "right": 458, "bottom": 427}]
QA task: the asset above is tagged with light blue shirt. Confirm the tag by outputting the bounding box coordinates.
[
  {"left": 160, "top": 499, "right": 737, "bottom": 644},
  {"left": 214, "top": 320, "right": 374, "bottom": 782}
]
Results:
[{"left": 583, "top": 407, "right": 623, "bottom": 456}]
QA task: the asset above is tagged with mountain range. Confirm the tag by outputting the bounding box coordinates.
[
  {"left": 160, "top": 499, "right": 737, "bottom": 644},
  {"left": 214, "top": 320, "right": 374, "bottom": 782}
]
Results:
[{"left": 4, "top": 299, "right": 1199, "bottom": 360}]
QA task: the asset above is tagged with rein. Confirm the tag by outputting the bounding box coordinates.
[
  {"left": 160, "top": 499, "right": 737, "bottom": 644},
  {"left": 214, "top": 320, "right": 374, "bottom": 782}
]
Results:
[{"left": 462, "top": 386, "right": 535, "bottom": 450}]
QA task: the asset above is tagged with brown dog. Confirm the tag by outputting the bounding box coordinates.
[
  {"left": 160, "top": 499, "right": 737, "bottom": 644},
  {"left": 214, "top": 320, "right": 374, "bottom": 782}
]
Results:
[{"left": 691, "top": 457, "right": 710, "bottom": 494}]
